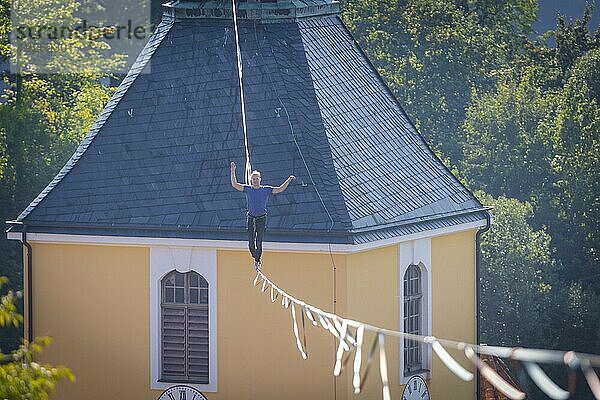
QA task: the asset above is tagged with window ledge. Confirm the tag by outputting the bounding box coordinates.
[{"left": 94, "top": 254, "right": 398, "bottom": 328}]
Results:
[
  {"left": 400, "top": 369, "right": 431, "bottom": 385},
  {"left": 158, "top": 379, "right": 210, "bottom": 385}
]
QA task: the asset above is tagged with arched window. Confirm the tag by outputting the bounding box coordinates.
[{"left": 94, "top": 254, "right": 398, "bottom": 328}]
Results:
[
  {"left": 161, "top": 270, "right": 209, "bottom": 383},
  {"left": 403, "top": 264, "right": 422, "bottom": 375}
]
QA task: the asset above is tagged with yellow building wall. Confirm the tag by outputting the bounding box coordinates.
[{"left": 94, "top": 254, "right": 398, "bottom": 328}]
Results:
[
  {"left": 27, "top": 229, "right": 477, "bottom": 400},
  {"left": 29, "top": 243, "right": 342, "bottom": 400},
  {"left": 30, "top": 243, "right": 151, "bottom": 400},
  {"left": 342, "top": 230, "right": 478, "bottom": 400},
  {"left": 344, "top": 245, "right": 400, "bottom": 400},
  {"left": 429, "top": 230, "right": 477, "bottom": 400},
  {"left": 215, "top": 250, "right": 342, "bottom": 400}
]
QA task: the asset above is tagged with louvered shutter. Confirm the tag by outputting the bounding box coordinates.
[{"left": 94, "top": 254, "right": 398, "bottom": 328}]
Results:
[
  {"left": 187, "top": 305, "right": 209, "bottom": 382},
  {"left": 162, "top": 306, "right": 186, "bottom": 379},
  {"left": 403, "top": 265, "right": 423, "bottom": 374},
  {"left": 161, "top": 271, "right": 210, "bottom": 383}
]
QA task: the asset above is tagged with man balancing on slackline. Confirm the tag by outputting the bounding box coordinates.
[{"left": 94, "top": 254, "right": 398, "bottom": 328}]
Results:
[{"left": 230, "top": 161, "right": 296, "bottom": 270}]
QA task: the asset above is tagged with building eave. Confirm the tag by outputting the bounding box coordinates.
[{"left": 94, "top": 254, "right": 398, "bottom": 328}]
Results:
[{"left": 6, "top": 216, "right": 487, "bottom": 253}]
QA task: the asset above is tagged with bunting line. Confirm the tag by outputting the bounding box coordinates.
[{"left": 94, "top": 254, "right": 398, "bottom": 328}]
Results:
[
  {"left": 465, "top": 346, "right": 526, "bottom": 400},
  {"left": 252, "top": 269, "right": 600, "bottom": 400},
  {"left": 523, "top": 362, "right": 569, "bottom": 399}
]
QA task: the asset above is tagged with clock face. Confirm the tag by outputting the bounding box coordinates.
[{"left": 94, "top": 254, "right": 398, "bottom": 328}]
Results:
[
  {"left": 402, "top": 375, "right": 430, "bottom": 400},
  {"left": 157, "top": 385, "right": 207, "bottom": 400}
]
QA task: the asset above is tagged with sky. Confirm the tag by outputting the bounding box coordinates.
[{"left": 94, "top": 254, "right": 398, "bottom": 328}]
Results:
[{"left": 535, "top": 0, "right": 600, "bottom": 34}]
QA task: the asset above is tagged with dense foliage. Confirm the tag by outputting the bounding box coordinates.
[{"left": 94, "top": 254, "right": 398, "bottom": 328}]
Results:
[
  {"left": 342, "top": 1, "right": 599, "bottom": 397},
  {"left": 342, "top": 0, "right": 537, "bottom": 161},
  {"left": 0, "top": 277, "right": 74, "bottom": 399}
]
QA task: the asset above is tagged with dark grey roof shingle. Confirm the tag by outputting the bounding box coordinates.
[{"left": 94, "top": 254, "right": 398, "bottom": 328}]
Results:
[{"left": 11, "top": 12, "right": 488, "bottom": 244}]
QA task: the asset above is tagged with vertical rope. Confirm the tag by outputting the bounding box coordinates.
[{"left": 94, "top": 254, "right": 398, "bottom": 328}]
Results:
[{"left": 231, "top": 0, "right": 252, "bottom": 184}]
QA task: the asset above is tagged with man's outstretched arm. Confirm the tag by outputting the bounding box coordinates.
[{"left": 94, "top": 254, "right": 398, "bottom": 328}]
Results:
[
  {"left": 273, "top": 175, "right": 296, "bottom": 194},
  {"left": 230, "top": 162, "right": 244, "bottom": 192}
]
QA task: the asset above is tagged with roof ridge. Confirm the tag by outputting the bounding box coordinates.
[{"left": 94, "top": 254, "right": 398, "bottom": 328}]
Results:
[{"left": 17, "top": 17, "right": 175, "bottom": 222}]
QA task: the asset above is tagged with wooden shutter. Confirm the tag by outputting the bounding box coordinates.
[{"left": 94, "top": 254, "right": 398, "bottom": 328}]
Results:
[
  {"left": 404, "top": 265, "right": 423, "bottom": 374},
  {"left": 162, "top": 306, "right": 186, "bottom": 379},
  {"left": 187, "top": 305, "right": 209, "bottom": 383},
  {"left": 161, "top": 271, "right": 210, "bottom": 383}
]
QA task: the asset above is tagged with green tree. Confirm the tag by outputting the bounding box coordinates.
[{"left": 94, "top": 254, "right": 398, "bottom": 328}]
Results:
[
  {"left": 554, "top": 4, "right": 599, "bottom": 78},
  {"left": 477, "top": 192, "right": 599, "bottom": 399},
  {"left": 462, "top": 67, "right": 559, "bottom": 201},
  {"left": 516, "top": 3, "right": 599, "bottom": 91},
  {"left": 0, "top": 277, "right": 74, "bottom": 399},
  {"left": 9, "top": 0, "right": 127, "bottom": 77},
  {"left": 543, "top": 47, "right": 600, "bottom": 293},
  {"left": 464, "top": 12, "right": 600, "bottom": 357},
  {"left": 0, "top": 0, "right": 124, "bottom": 351},
  {"left": 341, "top": 0, "right": 537, "bottom": 161},
  {"left": 477, "top": 192, "right": 561, "bottom": 348}
]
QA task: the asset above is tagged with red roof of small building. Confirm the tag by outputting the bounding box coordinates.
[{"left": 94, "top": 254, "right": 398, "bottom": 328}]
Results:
[{"left": 479, "top": 354, "right": 530, "bottom": 400}]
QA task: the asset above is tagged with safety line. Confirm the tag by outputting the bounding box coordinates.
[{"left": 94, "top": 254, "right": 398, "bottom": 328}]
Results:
[{"left": 231, "top": 0, "right": 252, "bottom": 184}]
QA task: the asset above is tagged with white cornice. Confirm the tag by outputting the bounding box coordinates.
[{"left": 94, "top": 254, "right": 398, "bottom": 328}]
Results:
[{"left": 6, "top": 219, "right": 486, "bottom": 253}]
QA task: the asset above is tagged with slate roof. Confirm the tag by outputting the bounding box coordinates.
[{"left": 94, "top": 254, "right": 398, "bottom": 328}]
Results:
[{"left": 9, "top": 5, "right": 489, "bottom": 245}]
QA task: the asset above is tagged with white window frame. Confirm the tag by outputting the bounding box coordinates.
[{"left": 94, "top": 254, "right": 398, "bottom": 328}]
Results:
[
  {"left": 150, "top": 246, "right": 217, "bottom": 392},
  {"left": 399, "top": 238, "right": 432, "bottom": 384}
]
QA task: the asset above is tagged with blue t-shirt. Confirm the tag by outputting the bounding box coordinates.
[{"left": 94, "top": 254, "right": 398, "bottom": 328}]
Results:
[{"left": 243, "top": 185, "right": 274, "bottom": 217}]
